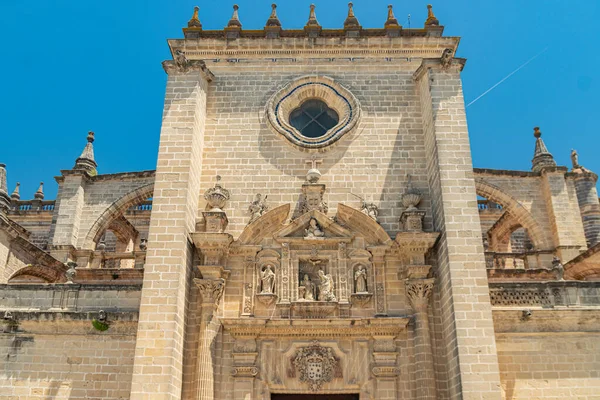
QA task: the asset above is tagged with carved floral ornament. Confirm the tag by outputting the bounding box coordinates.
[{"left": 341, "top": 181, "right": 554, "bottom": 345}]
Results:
[{"left": 265, "top": 75, "right": 361, "bottom": 150}]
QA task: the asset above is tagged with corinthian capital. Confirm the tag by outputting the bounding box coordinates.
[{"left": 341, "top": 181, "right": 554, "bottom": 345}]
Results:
[
  {"left": 194, "top": 278, "right": 225, "bottom": 306},
  {"left": 405, "top": 278, "right": 435, "bottom": 311}
]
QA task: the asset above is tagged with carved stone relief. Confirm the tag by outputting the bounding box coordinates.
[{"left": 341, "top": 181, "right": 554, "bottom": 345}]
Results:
[{"left": 291, "top": 341, "right": 340, "bottom": 391}]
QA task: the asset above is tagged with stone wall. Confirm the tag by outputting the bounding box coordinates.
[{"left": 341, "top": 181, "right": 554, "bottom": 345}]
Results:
[
  {"left": 198, "top": 60, "right": 434, "bottom": 238},
  {"left": 496, "top": 334, "right": 600, "bottom": 399}
]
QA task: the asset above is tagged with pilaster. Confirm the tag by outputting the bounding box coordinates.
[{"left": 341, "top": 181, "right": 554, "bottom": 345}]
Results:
[
  {"left": 415, "top": 58, "right": 503, "bottom": 399},
  {"left": 130, "top": 61, "right": 213, "bottom": 400}
]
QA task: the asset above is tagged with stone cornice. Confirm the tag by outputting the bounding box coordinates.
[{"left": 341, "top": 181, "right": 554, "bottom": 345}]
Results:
[
  {"left": 413, "top": 57, "right": 467, "bottom": 81},
  {"left": 168, "top": 36, "right": 459, "bottom": 62},
  {"left": 221, "top": 317, "right": 410, "bottom": 339},
  {"left": 162, "top": 59, "right": 215, "bottom": 81}
]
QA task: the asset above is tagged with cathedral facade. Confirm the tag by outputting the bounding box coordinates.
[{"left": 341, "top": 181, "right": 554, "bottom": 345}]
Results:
[{"left": 1, "top": 4, "right": 600, "bottom": 400}]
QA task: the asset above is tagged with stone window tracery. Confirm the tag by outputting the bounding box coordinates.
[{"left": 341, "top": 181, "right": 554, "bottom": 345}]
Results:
[{"left": 265, "top": 75, "right": 361, "bottom": 150}]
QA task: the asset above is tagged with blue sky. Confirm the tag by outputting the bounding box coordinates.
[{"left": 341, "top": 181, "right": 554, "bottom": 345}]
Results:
[{"left": 0, "top": 0, "right": 597, "bottom": 199}]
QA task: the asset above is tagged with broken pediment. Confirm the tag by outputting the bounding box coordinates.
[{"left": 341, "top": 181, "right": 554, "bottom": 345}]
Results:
[{"left": 274, "top": 210, "right": 353, "bottom": 244}]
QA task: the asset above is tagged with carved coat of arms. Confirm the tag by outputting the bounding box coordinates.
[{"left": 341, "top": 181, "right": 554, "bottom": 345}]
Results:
[{"left": 291, "top": 342, "right": 339, "bottom": 391}]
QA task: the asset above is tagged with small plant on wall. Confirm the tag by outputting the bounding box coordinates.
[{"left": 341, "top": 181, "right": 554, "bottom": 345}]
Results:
[{"left": 91, "top": 310, "right": 109, "bottom": 331}]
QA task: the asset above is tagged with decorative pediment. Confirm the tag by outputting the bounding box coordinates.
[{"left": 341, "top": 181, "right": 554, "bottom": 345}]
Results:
[
  {"left": 336, "top": 204, "right": 393, "bottom": 246},
  {"left": 275, "top": 210, "right": 353, "bottom": 242},
  {"left": 237, "top": 204, "right": 290, "bottom": 246}
]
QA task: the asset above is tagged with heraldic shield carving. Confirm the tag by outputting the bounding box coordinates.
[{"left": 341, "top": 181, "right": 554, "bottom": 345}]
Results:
[{"left": 292, "top": 341, "right": 340, "bottom": 391}]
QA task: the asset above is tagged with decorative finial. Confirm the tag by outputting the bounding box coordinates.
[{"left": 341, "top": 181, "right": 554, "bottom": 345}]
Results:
[
  {"left": 425, "top": 4, "right": 440, "bottom": 26},
  {"left": 227, "top": 4, "right": 242, "bottom": 28},
  {"left": 344, "top": 2, "right": 361, "bottom": 29},
  {"left": 306, "top": 4, "right": 320, "bottom": 26},
  {"left": 188, "top": 6, "right": 202, "bottom": 28},
  {"left": 266, "top": 3, "right": 281, "bottom": 27},
  {"left": 571, "top": 149, "right": 583, "bottom": 170},
  {"left": 0, "top": 164, "right": 10, "bottom": 212},
  {"left": 74, "top": 131, "right": 98, "bottom": 175},
  {"left": 402, "top": 174, "right": 422, "bottom": 211},
  {"left": 34, "top": 182, "right": 44, "bottom": 200},
  {"left": 11, "top": 182, "right": 20, "bottom": 201},
  {"left": 531, "top": 126, "right": 556, "bottom": 172},
  {"left": 385, "top": 4, "right": 399, "bottom": 27},
  {"left": 204, "top": 175, "right": 230, "bottom": 211}
]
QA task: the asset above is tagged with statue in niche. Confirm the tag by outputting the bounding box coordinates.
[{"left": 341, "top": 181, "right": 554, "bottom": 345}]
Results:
[
  {"left": 260, "top": 265, "right": 276, "bottom": 294},
  {"left": 248, "top": 194, "right": 269, "bottom": 223},
  {"left": 318, "top": 270, "right": 336, "bottom": 302},
  {"left": 354, "top": 265, "right": 368, "bottom": 293},
  {"left": 305, "top": 218, "right": 324, "bottom": 238},
  {"left": 302, "top": 274, "right": 315, "bottom": 301}
]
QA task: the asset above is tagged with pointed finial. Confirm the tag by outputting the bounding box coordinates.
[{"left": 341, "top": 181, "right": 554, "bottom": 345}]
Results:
[
  {"left": 34, "top": 182, "right": 44, "bottom": 200},
  {"left": 344, "top": 2, "right": 361, "bottom": 29},
  {"left": 227, "top": 4, "right": 242, "bottom": 28},
  {"left": 425, "top": 4, "right": 440, "bottom": 26},
  {"left": 385, "top": 5, "right": 400, "bottom": 27},
  {"left": 11, "top": 182, "right": 20, "bottom": 201},
  {"left": 266, "top": 3, "right": 281, "bottom": 27},
  {"left": 74, "top": 131, "right": 98, "bottom": 175},
  {"left": 306, "top": 4, "right": 320, "bottom": 26},
  {"left": 188, "top": 6, "right": 202, "bottom": 28},
  {"left": 531, "top": 126, "right": 557, "bottom": 172},
  {"left": 0, "top": 164, "right": 10, "bottom": 212}
]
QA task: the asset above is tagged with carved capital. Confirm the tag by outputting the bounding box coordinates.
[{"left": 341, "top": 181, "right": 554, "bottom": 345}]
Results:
[
  {"left": 405, "top": 278, "right": 435, "bottom": 311},
  {"left": 194, "top": 278, "right": 225, "bottom": 306}
]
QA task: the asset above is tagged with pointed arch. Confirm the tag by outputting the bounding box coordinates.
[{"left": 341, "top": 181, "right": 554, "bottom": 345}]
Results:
[
  {"left": 475, "top": 178, "right": 551, "bottom": 250},
  {"left": 82, "top": 183, "right": 154, "bottom": 250}
]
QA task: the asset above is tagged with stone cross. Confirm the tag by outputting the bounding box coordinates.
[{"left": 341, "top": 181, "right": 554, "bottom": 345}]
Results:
[{"left": 305, "top": 156, "right": 323, "bottom": 171}]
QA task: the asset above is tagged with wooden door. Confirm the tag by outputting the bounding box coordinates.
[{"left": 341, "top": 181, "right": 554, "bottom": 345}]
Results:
[{"left": 271, "top": 394, "right": 359, "bottom": 400}]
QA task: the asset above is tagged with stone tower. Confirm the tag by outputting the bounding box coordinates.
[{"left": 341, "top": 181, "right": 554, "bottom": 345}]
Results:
[{"left": 128, "top": 4, "right": 502, "bottom": 400}]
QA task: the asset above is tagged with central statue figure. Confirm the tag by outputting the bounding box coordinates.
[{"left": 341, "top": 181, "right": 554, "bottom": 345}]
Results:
[{"left": 317, "top": 269, "right": 337, "bottom": 302}]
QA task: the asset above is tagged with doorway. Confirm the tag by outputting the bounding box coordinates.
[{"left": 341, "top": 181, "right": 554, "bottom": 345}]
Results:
[{"left": 271, "top": 395, "right": 359, "bottom": 400}]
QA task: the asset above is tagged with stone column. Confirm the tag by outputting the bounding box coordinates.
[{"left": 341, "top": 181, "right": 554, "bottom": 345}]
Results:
[
  {"left": 130, "top": 59, "right": 214, "bottom": 400},
  {"left": 415, "top": 57, "right": 502, "bottom": 399},
  {"left": 194, "top": 278, "right": 225, "bottom": 400},
  {"left": 406, "top": 278, "right": 436, "bottom": 400},
  {"left": 574, "top": 171, "right": 600, "bottom": 247}
]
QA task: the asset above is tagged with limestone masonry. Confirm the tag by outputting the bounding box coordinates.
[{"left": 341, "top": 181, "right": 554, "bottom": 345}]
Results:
[{"left": 1, "top": 4, "right": 599, "bottom": 400}]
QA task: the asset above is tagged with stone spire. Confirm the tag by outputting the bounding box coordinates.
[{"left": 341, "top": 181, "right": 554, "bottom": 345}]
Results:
[
  {"left": 11, "top": 182, "right": 20, "bottom": 201},
  {"left": 188, "top": 6, "right": 202, "bottom": 28},
  {"left": 265, "top": 4, "right": 281, "bottom": 27},
  {"left": 344, "top": 2, "right": 361, "bottom": 29},
  {"left": 385, "top": 4, "right": 400, "bottom": 27},
  {"left": 74, "top": 131, "right": 98, "bottom": 175},
  {"left": 227, "top": 5, "right": 242, "bottom": 28},
  {"left": 0, "top": 164, "right": 11, "bottom": 212},
  {"left": 425, "top": 4, "right": 439, "bottom": 26},
  {"left": 306, "top": 4, "right": 320, "bottom": 27},
  {"left": 34, "top": 182, "right": 44, "bottom": 200},
  {"left": 531, "top": 127, "right": 557, "bottom": 172},
  {"left": 304, "top": 4, "right": 322, "bottom": 37}
]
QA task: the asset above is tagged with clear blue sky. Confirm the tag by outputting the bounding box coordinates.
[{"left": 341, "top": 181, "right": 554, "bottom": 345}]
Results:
[{"left": 0, "top": 1, "right": 597, "bottom": 199}]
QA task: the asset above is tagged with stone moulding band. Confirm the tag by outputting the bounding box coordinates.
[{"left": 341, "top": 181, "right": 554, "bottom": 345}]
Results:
[{"left": 265, "top": 75, "right": 361, "bottom": 150}]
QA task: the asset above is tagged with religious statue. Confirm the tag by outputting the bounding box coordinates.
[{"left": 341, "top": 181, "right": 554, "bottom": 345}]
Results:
[
  {"left": 354, "top": 265, "right": 368, "bottom": 293},
  {"left": 318, "top": 270, "right": 337, "bottom": 302},
  {"left": 571, "top": 149, "right": 580, "bottom": 169},
  {"left": 302, "top": 274, "right": 315, "bottom": 301},
  {"left": 260, "top": 265, "right": 276, "bottom": 294},
  {"left": 248, "top": 193, "right": 269, "bottom": 223},
  {"left": 305, "top": 217, "right": 324, "bottom": 238},
  {"left": 351, "top": 193, "right": 379, "bottom": 221}
]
